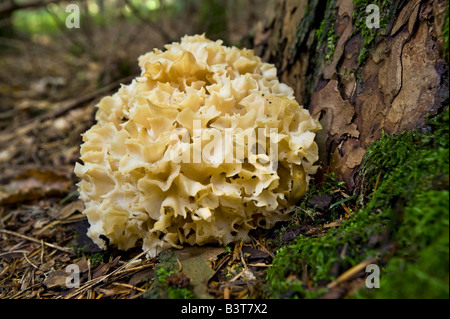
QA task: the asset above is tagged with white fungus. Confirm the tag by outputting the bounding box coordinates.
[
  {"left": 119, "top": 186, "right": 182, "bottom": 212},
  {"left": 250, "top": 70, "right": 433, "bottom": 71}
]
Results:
[{"left": 74, "top": 35, "right": 321, "bottom": 257}]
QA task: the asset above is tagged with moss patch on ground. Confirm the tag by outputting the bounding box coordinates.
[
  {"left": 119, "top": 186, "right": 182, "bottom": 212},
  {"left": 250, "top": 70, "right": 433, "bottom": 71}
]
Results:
[
  {"left": 143, "top": 250, "right": 196, "bottom": 299},
  {"left": 266, "top": 107, "right": 449, "bottom": 298}
]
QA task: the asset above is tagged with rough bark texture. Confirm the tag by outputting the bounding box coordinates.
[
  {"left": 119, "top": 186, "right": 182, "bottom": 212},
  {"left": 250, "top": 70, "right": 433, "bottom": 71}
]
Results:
[{"left": 252, "top": 0, "right": 448, "bottom": 189}]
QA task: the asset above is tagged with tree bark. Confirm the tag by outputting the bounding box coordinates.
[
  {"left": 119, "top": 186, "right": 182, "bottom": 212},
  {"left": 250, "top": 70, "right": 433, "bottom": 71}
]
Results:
[{"left": 252, "top": 0, "right": 448, "bottom": 189}]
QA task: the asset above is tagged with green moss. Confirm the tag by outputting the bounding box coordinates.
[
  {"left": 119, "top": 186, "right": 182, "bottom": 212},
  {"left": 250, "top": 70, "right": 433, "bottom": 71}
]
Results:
[
  {"left": 155, "top": 266, "right": 196, "bottom": 299},
  {"left": 315, "top": 0, "right": 339, "bottom": 64},
  {"left": 352, "top": 0, "right": 397, "bottom": 66},
  {"left": 266, "top": 171, "right": 382, "bottom": 298},
  {"left": 267, "top": 107, "right": 449, "bottom": 299},
  {"left": 143, "top": 250, "right": 195, "bottom": 299},
  {"left": 295, "top": 172, "right": 346, "bottom": 223},
  {"left": 315, "top": 0, "right": 396, "bottom": 68},
  {"left": 86, "top": 251, "right": 106, "bottom": 267},
  {"left": 325, "top": 24, "right": 340, "bottom": 63},
  {"left": 267, "top": 200, "right": 387, "bottom": 298},
  {"left": 356, "top": 190, "right": 449, "bottom": 299}
]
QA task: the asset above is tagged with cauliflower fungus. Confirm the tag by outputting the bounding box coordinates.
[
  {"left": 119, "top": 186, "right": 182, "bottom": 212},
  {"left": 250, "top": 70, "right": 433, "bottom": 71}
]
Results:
[{"left": 74, "top": 34, "right": 321, "bottom": 257}]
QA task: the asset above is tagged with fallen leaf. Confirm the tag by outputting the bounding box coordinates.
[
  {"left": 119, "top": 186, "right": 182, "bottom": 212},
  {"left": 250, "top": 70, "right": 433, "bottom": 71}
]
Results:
[
  {"left": 281, "top": 225, "right": 320, "bottom": 242},
  {"left": 74, "top": 256, "right": 90, "bottom": 273},
  {"left": 94, "top": 285, "right": 129, "bottom": 297},
  {"left": 52, "top": 201, "right": 85, "bottom": 220},
  {"left": 0, "top": 169, "right": 72, "bottom": 205},
  {"left": 92, "top": 256, "right": 121, "bottom": 279},
  {"left": 309, "top": 194, "right": 333, "bottom": 211},
  {"left": 43, "top": 257, "right": 89, "bottom": 289},
  {"left": 43, "top": 270, "right": 69, "bottom": 289},
  {"left": 242, "top": 246, "right": 270, "bottom": 261},
  {"left": 175, "top": 246, "right": 225, "bottom": 299},
  {"left": 128, "top": 268, "right": 154, "bottom": 287}
]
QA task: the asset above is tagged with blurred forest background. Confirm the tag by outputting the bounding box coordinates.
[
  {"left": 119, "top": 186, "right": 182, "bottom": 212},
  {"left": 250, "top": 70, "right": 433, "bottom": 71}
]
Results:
[
  {"left": 0, "top": 0, "right": 268, "bottom": 187},
  {"left": 0, "top": 0, "right": 267, "bottom": 134}
]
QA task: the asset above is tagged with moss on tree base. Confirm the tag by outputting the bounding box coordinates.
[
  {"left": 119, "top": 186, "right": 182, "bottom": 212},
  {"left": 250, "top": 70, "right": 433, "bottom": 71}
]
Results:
[{"left": 267, "top": 107, "right": 449, "bottom": 299}]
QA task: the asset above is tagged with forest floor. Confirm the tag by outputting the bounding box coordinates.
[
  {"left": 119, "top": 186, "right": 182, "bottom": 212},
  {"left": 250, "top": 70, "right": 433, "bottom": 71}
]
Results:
[{"left": 0, "top": 22, "right": 448, "bottom": 299}]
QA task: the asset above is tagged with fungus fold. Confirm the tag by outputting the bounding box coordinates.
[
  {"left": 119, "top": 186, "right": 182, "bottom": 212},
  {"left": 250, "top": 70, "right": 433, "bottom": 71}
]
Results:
[{"left": 75, "top": 35, "right": 321, "bottom": 257}]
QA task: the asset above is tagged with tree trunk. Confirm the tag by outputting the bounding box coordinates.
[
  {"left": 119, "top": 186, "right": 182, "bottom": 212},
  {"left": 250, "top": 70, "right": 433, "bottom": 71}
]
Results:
[{"left": 252, "top": 0, "right": 448, "bottom": 189}]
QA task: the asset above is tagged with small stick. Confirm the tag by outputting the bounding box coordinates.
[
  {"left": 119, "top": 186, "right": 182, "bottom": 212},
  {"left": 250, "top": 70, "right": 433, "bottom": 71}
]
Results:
[
  {"left": 372, "top": 171, "right": 382, "bottom": 201},
  {"left": 40, "top": 239, "right": 44, "bottom": 265},
  {"left": 247, "top": 263, "right": 272, "bottom": 267},
  {"left": 111, "top": 282, "right": 147, "bottom": 292},
  {"left": 374, "top": 171, "right": 382, "bottom": 191},
  {"left": 223, "top": 284, "right": 230, "bottom": 299},
  {"left": 22, "top": 252, "right": 39, "bottom": 269},
  {"left": 0, "top": 229, "right": 73, "bottom": 254},
  {"left": 0, "top": 250, "right": 29, "bottom": 257},
  {"left": 327, "top": 257, "right": 376, "bottom": 289},
  {"left": 65, "top": 249, "right": 150, "bottom": 299},
  {"left": 341, "top": 202, "right": 352, "bottom": 217}
]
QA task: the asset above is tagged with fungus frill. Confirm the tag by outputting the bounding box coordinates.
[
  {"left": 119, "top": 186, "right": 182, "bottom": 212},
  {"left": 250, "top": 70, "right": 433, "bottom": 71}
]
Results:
[{"left": 74, "top": 34, "right": 321, "bottom": 257}]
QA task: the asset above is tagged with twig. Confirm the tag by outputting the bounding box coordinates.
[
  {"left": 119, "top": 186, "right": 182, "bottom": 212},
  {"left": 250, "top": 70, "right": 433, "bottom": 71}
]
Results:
[
  {"left": 232, "top": 240, "right": 243, "bottom": 262},
  {"left": 223, "top": 284, "right": 230, "bottom": 299},
  {"left": 248, "top": 263, "right": 272, "bottom": 267},
  {"left": 257, "top": 241, "right": 275, "bottom": 259},
  {"left": 114, "top": 263, "right": 155, "bottom": 275},
  {"left": 0, "top": 250, "right": 29, "bottom": 257},
  {"left": 372, "top": 171, "right": 382, "bottom": 200},
  {"left": 40, "top": 239, "right": 44, "bottom": 265},
  {"left": 341, "top": 202, "right": 352, "bottom": 216},
  {"left": 10, "top": 284, "right": 41, "bottom": 299},
  {"left": 111, "top": 282, "right": 146, "bottom": 292},
  {"left": 326, "top": 257, "right": 376, "bottom": 289},
  {"left": 0, "top": 229, "right": 73, "bottom": 255},
  {"left": 229, "top": 269, "right": 245, "bottom": 282},
  {"left": 64, "top": 249, "right": 151, "bottom": 299},
  {"left": 219, "top": 279, "right": 265, "bottom": 286},
  {"left": 22, "top": 252, "right": 39, "bottom": 269},
  {"left": 87, "top": 258, "right": 93, "bottom": 299}
]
